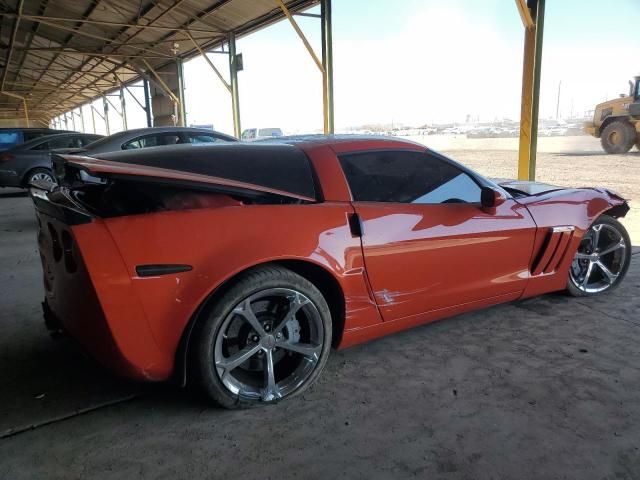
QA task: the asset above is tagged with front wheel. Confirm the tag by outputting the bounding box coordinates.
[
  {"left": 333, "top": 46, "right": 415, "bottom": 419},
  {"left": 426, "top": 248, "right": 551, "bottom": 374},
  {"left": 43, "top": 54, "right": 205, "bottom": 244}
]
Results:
[
  {"left": 566, "top": 215, "right": 631, "bottom": 296},
  {"left": 194, "top": 266, "right": 332, "bottom": 408},
  {"left": 600, "top": 121, "right": 635, "bottom": 154},
  {"left": 23, "top": 168, "right": 55, "bottom": 187}
]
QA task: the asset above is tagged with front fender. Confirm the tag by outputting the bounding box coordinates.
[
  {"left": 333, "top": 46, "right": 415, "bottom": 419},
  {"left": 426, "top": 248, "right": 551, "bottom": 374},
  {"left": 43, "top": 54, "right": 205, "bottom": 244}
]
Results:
[{"left": 517, "top": 188, "right": 629, "bottom": 298}]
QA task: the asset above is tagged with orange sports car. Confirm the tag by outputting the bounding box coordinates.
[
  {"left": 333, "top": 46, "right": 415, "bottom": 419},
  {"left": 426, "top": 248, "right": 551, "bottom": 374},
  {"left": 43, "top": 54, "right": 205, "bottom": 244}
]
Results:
[{"left": 30, "top": 136, "right": 631, "bottom": 408}]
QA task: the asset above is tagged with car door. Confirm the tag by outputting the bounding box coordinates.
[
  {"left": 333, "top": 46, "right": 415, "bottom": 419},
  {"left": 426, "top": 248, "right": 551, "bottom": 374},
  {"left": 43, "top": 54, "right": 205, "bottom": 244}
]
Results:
[{"left": 338, "top": 149, "right": 537, "bottom": 322}]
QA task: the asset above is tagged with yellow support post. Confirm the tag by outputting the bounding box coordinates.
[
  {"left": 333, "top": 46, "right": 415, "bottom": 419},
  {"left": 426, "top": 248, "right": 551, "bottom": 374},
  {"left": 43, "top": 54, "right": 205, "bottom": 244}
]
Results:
[
  {"left": 22, "top": 97, "right": 29, "bottom": 127},
  {"left": 276, "top": 0, "right": 324, "bottom": 72},
  {"left": 321, "top": 0, "right": 334, "bottom": 134},
  {"left": 228, "top": 32, "right": 242, "bottom": 138},
  {"left": 517, "top": 0, "right": 546, "bottom": 181},
  {"left": 515, "top": 0, "right": 534, "bottom": 29},
  {"left": 141, "top": 61, "right": 181, "bottom": 104},
  {"left": 518, "top": 25, "right": 536, "bottom": 180},
  {"left": 1, "top": 91, "right": 29, "bottom": 126}
]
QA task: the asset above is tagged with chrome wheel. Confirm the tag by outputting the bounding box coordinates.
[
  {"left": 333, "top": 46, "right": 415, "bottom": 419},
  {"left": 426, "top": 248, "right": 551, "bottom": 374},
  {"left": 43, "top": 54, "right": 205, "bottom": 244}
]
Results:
[
  {"left": 569, "top": 222, "right": 628, "bottom": 294},
  {"left": 29, "top": 171, "right": 54, "bottom": 184},
  {"left": 214, "top": 288, "right": 324, "bottom": 402}
]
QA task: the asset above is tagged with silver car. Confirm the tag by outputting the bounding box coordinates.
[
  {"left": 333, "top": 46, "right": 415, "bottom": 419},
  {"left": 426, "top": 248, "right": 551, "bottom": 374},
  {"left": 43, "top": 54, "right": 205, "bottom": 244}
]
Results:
[{"left": 62, "top": 126, "right": 237, "bottom": 156}]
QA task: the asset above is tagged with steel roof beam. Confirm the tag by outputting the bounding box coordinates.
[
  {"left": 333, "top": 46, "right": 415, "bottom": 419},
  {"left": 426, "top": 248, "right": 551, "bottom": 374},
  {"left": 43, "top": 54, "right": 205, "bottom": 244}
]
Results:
[
  {"left": 35, "top": 0, "right": 187, "bottom": 112},
  {"left": 515, "top": 0, "right": 535, "bottom": 29},
  {"left": 15, "top": 47, "right": 171, "bottom": 58},
  {"left": 30, "top": 17, "right": 175, "bottom": 58},
  {"left": 15, "top": 14, "right": 223, "bottom": 34},
  {"left": 26, "top": 0, "right": 317, "bottom": 121},
  {"left": 1, "top": 0, "right": 25, "bottom": 93},
  {"left": 12, "top": 0, "right": 49, "bottom": 80},
  {"left": 26, "top": 0, "right": 105, "bottom": 106}
]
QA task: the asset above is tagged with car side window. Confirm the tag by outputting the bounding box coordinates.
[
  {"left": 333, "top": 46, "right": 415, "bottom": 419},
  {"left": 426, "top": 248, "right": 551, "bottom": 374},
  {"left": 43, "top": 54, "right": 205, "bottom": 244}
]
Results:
[
  {"left": 241, "top": 129, "right": 256, "bottom": 140},
  {"left": 123, "top": 134, "right": 180, "bottom": 150},
  {"left": 185, "top": 133, "right": 220, "bottom": 144},
  {"left": 338, "top": 150, "right": 482, "bottom": 204},
  {"left": 33, "top": 136, "right": 84, "bottom": 150},
  {"left": 81, "top": 136, "right": 100, "bottom": 146},
  {"left": 23, "top": 132, "right": 45, "bottom": 142},
  {"left": 31, "top": 142, "right": 50, "bottom": 151},
  {"left": 47, "top": 136, "right": 84, "bottom": 149}
]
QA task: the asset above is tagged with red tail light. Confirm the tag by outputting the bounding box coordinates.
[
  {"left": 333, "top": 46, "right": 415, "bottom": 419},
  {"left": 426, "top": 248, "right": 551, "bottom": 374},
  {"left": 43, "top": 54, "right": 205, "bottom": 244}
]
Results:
[{"left": 0, "top": 153, "right": 14, "bottom": 162}]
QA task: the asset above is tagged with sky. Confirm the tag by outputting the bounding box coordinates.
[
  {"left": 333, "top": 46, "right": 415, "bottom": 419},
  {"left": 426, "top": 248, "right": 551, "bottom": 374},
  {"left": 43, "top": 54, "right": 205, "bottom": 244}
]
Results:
[
  {"left": 181, "top": 0, "right": 640, "bottom": 136},
  {"left": 54, "top": 0, "right": 640, "bottom": 136}
]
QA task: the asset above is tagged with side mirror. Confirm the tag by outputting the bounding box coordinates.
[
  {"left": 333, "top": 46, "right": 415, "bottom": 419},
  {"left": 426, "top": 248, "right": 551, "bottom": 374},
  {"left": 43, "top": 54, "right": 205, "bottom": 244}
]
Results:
[{"left": 481, "top": 186, "right": 506, "bottom": 211}]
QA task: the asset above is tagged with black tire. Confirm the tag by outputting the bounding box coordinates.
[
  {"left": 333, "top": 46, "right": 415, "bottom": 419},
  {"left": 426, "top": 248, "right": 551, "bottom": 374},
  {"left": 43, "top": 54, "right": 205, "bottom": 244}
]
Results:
[
  {"left": 194, "top": 265, "right": 332, "bottom": 409},
  {"left": 600, "top": 121, "right": 635, "bottom": 154},
  {"left": 23, "top": 167, "right": 55, "bottom": 187},
  {"left": 566, "top": 215, "right": 631, "bottom": 297}
]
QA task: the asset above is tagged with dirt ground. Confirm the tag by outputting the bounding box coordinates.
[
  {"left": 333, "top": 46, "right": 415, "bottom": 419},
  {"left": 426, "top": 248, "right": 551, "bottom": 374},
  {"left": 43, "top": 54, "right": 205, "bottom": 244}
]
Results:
[{"left": 1, "top": 139, "right": 640, "bottom": 479}]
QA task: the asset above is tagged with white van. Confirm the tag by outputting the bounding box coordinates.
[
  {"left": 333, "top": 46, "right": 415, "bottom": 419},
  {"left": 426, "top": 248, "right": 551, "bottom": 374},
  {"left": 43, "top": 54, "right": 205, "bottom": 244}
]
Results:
[{"left": 241, "top": 128, "right": 284, "bottom": 141}]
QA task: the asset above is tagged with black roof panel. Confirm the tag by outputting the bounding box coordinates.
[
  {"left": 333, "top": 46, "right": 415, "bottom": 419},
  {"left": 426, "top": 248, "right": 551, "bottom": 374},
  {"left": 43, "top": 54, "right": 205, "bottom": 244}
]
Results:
[{"left": 95, "top": 143, "right": 317, "bottom": 200}]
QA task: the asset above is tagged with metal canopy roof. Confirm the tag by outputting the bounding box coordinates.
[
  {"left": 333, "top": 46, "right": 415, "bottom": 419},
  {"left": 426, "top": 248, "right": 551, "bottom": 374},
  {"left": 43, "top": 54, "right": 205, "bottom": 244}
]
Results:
[{"left": 0, "top": 0, "right": 317, "bottom": 124}]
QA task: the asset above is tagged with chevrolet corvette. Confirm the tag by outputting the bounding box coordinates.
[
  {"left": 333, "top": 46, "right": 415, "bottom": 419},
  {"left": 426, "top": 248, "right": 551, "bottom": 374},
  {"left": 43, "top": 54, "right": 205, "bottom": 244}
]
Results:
[{"left": 30, "top": 136, "right": 631, "bottom": 408}]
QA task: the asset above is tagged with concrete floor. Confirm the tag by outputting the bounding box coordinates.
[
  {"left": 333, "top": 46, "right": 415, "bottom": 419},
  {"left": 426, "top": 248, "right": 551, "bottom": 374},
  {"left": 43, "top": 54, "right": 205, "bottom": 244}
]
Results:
[{"left": 1, "top": 188, "right": 639, "bottom": 480}]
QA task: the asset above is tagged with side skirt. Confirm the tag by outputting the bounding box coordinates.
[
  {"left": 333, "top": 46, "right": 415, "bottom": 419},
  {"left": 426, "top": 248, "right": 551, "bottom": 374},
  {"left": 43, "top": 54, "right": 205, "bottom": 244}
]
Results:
[{"left": 338, "top": 291, "right": 521, "bottom": 349}]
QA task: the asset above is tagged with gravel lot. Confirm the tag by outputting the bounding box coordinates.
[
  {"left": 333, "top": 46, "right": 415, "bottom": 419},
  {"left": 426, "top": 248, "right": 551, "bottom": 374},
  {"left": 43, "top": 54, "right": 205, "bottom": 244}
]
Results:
[{"left": 1, "top": 139, "right": 639, "bottom": 479}]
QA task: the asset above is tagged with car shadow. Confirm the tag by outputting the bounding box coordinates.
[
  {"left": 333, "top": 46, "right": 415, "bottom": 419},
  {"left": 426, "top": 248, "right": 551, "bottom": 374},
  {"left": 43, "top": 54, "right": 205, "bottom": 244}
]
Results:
[{"left": 0, "top": 190, "right": 27, "bottom": 198}]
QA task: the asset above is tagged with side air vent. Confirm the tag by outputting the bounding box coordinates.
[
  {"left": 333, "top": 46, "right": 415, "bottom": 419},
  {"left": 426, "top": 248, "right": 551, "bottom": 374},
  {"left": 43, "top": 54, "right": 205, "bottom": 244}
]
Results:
[
  {"left": 136, "top": 264, "right": 193, "bottom": 277},
  {"left": 531, "top": 226, "right": 575, "bottom": 276}
]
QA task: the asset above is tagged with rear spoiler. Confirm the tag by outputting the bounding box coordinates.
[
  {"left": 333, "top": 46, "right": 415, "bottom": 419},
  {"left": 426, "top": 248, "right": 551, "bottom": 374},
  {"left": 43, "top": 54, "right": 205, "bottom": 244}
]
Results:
[{"left": 52, "top": 154, "right": 318, "bottom": 203}]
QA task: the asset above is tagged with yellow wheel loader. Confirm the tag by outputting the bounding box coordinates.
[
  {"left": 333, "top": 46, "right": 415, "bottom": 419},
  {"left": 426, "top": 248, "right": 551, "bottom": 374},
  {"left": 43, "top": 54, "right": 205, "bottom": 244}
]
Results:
[{"left": 584, "top": 76, "right": 640, "bottom": 154}]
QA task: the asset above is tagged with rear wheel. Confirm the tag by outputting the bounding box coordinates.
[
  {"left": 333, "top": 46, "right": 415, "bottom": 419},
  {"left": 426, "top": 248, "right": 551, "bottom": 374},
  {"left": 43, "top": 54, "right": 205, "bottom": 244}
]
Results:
[
  {"left": 566, "top": 215, "right": 631, "bottom": 296},
  {"left": 23, "top": 168, "right": 55, "bottom": 187},
  {"left": 195, "top": 266, "right": 332, "bottom": 408},
  {"left": 600, "top": 121, "right": 635, "bottom": 154}
]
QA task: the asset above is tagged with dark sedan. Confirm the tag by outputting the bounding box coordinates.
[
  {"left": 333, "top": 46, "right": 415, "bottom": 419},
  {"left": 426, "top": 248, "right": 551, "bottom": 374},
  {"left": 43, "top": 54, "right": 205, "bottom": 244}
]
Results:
[
  {"left": 60, "top": 126, "right": 237, "bottom": 156},
  {"left": 0, "top": 132, "right": 103, "bottom": 187}
]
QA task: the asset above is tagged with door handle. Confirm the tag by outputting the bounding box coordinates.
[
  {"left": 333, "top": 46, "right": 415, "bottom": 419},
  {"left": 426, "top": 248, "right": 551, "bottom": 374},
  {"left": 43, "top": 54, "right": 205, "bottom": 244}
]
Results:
[{"left": 348, "top": 213, "right": 363, "bottom": 237}]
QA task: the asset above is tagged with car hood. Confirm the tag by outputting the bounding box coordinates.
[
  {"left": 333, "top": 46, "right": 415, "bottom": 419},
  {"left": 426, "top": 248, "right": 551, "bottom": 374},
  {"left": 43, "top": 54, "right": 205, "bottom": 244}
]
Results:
[
  {"left": 494, "top": 179, "right": 566, "bottom": 196},
  {"left": 494, "top": 178, "right": 629, "bottom": 216}
]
